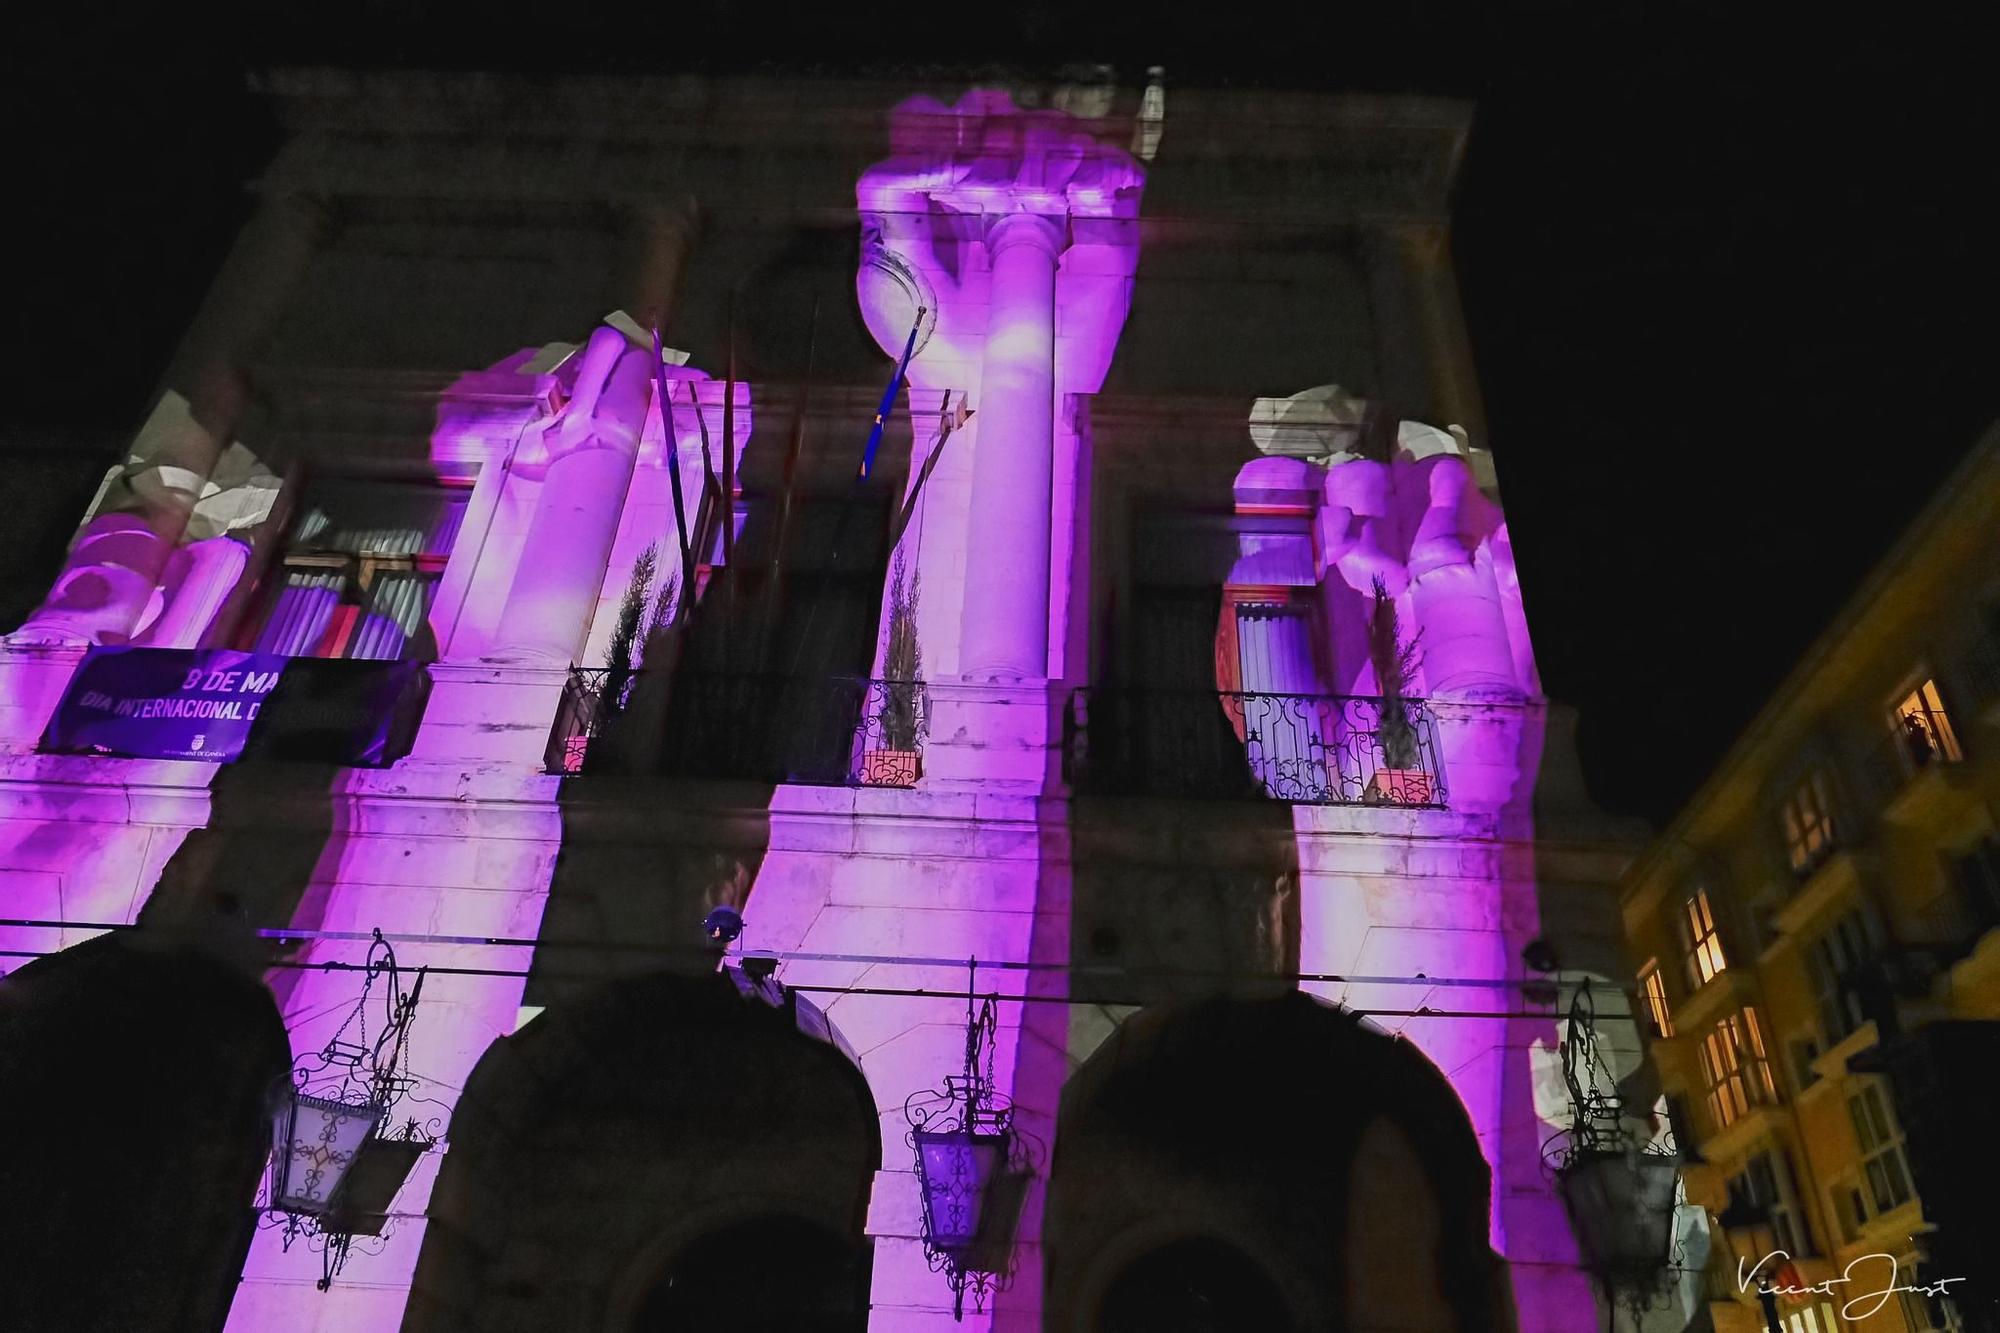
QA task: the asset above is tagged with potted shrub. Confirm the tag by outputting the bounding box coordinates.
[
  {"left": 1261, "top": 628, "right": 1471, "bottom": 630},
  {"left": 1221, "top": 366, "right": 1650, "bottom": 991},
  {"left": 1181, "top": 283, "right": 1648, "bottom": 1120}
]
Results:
[
  {"left": 569, "top": 545, "right": 674, "bottom": 773},
  {"left": 866, "top": 554, "right": 925, "bottom": 786},
  {"left": 1363, "top": 575, "right": 1432, "bottom": 804}
]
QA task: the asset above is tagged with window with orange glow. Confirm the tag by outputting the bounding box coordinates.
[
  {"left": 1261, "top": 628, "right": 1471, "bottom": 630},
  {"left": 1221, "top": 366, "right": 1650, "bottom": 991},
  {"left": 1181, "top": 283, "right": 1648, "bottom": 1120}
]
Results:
[
  {"left": 1698, "top": 1006, "right": 1776, "bottom": 1131},
  {"left": 1890, "top": 677, "right": 1963, "bottom": 768},
  {"left": 1677, "top": 888, "right": 1728, "bottom": 993},
  {"left": 1639, "top": 960, "right": 1673, "bottom": 1038}
]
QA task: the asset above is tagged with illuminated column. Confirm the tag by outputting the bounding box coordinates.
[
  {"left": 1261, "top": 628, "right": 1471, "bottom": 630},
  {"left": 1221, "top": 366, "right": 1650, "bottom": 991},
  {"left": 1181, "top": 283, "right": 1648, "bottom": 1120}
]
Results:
[
  {"left": 958, "top": 213, "right": 1063, "bottom": 683},
  {"left": 488, "top": 327, "right": 656, "bottom": 665}
]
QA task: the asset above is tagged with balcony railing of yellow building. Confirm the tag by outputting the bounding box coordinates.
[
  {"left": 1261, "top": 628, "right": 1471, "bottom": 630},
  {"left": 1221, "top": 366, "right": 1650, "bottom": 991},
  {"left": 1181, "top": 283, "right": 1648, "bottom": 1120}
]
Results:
[
  {"left": 547, "top": 668, "right": 928, "bottom": 787},
  {"left": 1063, "top": 688, "right": 1447, "bottom": 807}
]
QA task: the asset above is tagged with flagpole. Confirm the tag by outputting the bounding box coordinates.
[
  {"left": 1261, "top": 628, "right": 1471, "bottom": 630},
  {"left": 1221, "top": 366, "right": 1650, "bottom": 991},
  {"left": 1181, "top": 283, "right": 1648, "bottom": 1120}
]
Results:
[
  {"left": 651, "top": 324, "right": 696, "bottom": 606},
  {"left": 859, "top": 308, "right": 924, "bottom": 480}
]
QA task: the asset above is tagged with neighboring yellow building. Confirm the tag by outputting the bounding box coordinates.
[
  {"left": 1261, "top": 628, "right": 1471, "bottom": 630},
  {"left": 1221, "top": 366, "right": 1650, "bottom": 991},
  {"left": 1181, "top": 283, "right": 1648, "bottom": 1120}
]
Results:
[{"left": 1622, "top": 423, "right": 2000, "bottom": 1333}]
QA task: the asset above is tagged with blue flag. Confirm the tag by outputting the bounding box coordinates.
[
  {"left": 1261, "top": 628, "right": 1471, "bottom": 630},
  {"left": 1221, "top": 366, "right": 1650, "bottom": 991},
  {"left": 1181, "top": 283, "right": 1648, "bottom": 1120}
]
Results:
[{"left": 859, "top": 309, "right": 924, "bottom": 479}]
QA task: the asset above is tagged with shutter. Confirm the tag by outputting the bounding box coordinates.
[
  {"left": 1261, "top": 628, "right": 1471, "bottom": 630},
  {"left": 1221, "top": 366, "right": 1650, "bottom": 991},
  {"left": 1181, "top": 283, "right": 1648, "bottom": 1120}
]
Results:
[
  {"left": 348, "top": 572, "right": 433, "bottom": 661},
  {"left": 255, "top": 572, "right": 343, "bottom": 656}
]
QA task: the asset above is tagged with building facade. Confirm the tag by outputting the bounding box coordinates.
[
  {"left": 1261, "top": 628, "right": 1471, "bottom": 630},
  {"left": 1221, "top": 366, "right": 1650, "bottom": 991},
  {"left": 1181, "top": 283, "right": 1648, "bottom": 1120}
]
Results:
[
  {"left": 2, "top": 70, "right": 1669, "bottom": 1331},
  {"left": 1620, "top": 427, "right": 2000, "bottom": 1333}
]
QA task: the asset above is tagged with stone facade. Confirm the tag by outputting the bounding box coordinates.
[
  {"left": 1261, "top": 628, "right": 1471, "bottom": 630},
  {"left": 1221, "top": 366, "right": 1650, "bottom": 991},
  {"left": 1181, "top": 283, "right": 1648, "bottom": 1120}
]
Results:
[{"left": 1, "top": 69, "right": 1662, "bottom": 1332}]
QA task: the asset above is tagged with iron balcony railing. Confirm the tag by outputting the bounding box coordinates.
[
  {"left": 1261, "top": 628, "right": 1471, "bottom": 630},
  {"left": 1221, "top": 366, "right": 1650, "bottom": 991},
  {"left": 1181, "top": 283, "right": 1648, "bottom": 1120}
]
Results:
[
  {"left": 547, "top": 668, "right": 929, "bottom": 787},
  {"left": 1063, "top": 688, "right": 1447, "bottom": 807}
]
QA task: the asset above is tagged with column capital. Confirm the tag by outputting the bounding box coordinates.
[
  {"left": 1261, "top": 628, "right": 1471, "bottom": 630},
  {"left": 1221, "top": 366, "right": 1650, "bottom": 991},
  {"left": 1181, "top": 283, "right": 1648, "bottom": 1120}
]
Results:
[{"left": 984, "top": 211, "right": 1066, "bottom": 259}]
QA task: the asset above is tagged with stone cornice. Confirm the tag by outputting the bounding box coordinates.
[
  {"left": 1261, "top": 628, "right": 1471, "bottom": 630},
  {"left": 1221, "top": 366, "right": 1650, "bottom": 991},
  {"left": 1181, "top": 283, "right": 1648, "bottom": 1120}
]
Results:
[{"left": 252, "top": 68, "right": 1469, "bottom": 223}]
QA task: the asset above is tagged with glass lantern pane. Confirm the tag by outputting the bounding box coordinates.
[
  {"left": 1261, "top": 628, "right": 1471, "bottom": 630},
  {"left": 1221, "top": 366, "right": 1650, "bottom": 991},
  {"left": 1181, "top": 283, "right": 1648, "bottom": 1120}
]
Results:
[
  {"left": 915, "top": 1130, "right": 1003, "bottom": 1252},
  {"left": 273, "top": 1092, "right": 381, "bottom": 1215}
]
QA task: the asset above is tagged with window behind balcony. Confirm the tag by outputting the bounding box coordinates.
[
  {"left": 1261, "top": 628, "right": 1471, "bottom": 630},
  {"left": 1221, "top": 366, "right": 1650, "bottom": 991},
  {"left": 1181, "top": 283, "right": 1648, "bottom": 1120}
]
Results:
[
  {"left": 678, "top": 494, "right": 889, "bottom": 681},
  {"left": 1898, "top": 1254, "right": 1967, "bottom": 1332},
  {"left": 1677, "top": 887, "right": 1728, "bottom": 993},
  {"left": 250, "top": 477, "right": 468, "bottom": 660},
  {"left": 1726, "top": 1147, "right": 1813, "bottom": 1258},
  {"left": 1699, "top": 1006, "right": 1776, "bottom": 1131},
  {"left": 1781, "top": 768, "right": 1839, "bottom": 877},
  {"left": 1806, "top": 909, "right": 1879, "bottom": 1047},
  {"left": 1836, "top": 1082, "right": 1914, "bottom": 1237},
  {"left": 1890, "top": 677, "right": 1963, "bottom": 769}
]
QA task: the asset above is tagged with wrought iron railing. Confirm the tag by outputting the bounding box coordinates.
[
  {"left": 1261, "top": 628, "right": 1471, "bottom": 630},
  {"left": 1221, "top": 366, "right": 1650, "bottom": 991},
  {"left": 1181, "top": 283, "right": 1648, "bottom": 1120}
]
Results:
[
  {"left": 1063, "top": 688, "right": 1447, "bottom": 807},
  {"left": 547, "top": 667, "right": 636, "bottom": 775},
  {"left": 547, "top": 668, "right": 929, "bottom": 787}
]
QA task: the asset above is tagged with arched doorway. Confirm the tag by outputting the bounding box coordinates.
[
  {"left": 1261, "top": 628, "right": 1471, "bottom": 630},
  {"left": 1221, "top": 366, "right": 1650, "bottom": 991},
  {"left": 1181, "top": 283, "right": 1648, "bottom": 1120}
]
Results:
[
  {"left": 1096, "top": 1237, "right": 1292, "bottom": 1333},
  {"left": 405, "top": 970, "right": 879, "bottom": 1332},
  {"left": 632, "top": 1214, "right": 869, "bottom": 1331},
  {"left": 1046, "top": 992, "right": 1505, "bottom": 1332},
  {"left": 0, "top": 928, "right": 290, "bottom": 1332}
]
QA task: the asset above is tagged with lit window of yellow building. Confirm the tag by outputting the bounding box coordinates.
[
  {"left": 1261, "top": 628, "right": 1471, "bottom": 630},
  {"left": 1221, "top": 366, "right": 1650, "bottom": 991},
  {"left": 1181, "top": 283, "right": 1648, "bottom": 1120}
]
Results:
[
  {"left": 1639, "top": 959, "right": 1673, "bottom": 1038},
  {"left": 1890, "top": 676, "right": 1962, "bottom": 768},
  {"left": 1699, "top": 1007, "right": 1776, "bottom": 1130},
  {"left": 1678, "top": 886, "right": 1728, "bottom": 992}
]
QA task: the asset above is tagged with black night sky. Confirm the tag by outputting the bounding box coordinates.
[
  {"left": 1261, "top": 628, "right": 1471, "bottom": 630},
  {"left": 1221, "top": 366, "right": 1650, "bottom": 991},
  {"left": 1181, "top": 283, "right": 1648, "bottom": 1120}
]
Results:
[{"left": 9, "top": 2, "right": 1994, "bottom": 823}]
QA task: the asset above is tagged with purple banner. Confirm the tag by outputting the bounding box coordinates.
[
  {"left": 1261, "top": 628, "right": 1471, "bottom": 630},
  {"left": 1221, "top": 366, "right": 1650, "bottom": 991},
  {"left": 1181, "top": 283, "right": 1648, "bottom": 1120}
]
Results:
[{"left": 43, "top": 647, "right": 285, "bottom": 761}]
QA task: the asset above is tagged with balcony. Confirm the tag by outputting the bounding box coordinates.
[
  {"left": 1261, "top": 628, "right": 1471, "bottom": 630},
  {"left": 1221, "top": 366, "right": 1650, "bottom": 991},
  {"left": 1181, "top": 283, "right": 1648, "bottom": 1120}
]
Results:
[
  {"left": 547, "top": 669, "right": 929, "bottom": 787},
  {"left": 1860, "top": 709, "right": 1976, "bottom": 829},
  {"left": 1062, "top": 688, "right": 1446, "bottom": 807}
]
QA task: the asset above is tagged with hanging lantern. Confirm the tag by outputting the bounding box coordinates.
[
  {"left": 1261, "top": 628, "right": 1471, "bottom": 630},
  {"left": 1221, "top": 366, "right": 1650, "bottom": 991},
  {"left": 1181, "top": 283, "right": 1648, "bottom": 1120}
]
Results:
[
  {"left": 904, "top": 961, "right": 1033, "bottom": 1320},
  {"left": 263, "top": 928, "right": 438, "bottom": 1288},
  {"left": 1558, "top": 1148, "right": 1681, "bottom": 1284},
  {"left": 1551, "top": 979, "right": 1681, "bottom": 1308},
  {"left": 914, "top": 1128, "right": 1008, "bottom": 1254},
  {"left": 268, "top": 1090, "right": 380, "bottom": 1217}
]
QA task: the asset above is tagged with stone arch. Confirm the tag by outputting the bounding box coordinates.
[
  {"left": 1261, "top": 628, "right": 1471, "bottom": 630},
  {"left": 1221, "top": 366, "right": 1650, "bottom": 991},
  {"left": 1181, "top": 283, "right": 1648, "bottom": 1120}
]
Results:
[
  {"left": 1045, "top": 991, "right": 1506, "bottom": 1333},
  {"left": 0, "top": 929, "right": 290, "bottom": 1332},
  {"left": 404, "top": 969, "right": 879, "bottom": 1333},
  {"left": 1094, "top": 1233, "right": 1295, "bottom": 1333}
]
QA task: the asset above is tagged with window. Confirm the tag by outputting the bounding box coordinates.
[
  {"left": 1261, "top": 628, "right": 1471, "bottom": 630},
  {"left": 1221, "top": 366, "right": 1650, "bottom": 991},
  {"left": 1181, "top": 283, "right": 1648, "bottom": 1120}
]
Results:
[
  {"left": 250, "top": 477, "right": 468, "bottom": 660},
  {"left": 1638, "top": 960, "right": 1673, "bottom": 1038},
  {"left": 1784, "top": 1303, "right": 1839, "bottom": 1333},
  {"left": 1699, "top": 1007, "right": 1777, "bottom": 1131},
  {"left": 1899, "top": 1256, "right": 1966, "bottom": 1332},
  {"left": 1726, "top": 1148, "right": 1814, "bottom": 1258},
  {"left": 1835, "top": 1082, "right": 1914, "bottom": 1238},
  {"left": 1677, "top": 887, "right": 1728, "bottom": 993},
  {"left": 1782, "top": 768, "right": 1840, "bottom": 876},
  {"left": 1890, "top": 677, "right": 1963, "bottom": 770},
  {"left": 1806, "top": 910, "right": 1879, "bottom": 1047}
]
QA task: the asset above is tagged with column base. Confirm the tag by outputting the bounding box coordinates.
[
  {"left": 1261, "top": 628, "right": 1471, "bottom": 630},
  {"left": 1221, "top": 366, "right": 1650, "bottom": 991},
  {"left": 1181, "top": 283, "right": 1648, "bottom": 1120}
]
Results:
[
  {"left": 921, "top": 680, "right": 1059, "bottom": 790},
  {"left": 405, "top": 660, "right": 573, "bottom": 767},
  {"left": 0, "top": 643, "right": 87, "bottom": 751}
]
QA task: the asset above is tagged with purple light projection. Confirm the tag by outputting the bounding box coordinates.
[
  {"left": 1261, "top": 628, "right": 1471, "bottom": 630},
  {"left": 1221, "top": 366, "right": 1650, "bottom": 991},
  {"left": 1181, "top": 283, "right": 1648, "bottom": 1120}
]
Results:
[
  {"left": 1235, "top": 412, "right": 1604, "bottom": 1323},
  {"left": 855, "top": 89, "right": 1144, "bottom": 684}
]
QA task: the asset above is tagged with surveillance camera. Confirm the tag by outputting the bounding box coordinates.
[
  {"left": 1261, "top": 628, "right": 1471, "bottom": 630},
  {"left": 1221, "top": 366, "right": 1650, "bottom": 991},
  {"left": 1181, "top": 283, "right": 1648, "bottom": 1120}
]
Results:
[
  {"left": 1522, "top": 938, "right": 1560, "bottom": 973},
  {"left": 702, "top": 906, "right": 745, "bottom": 948}
]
